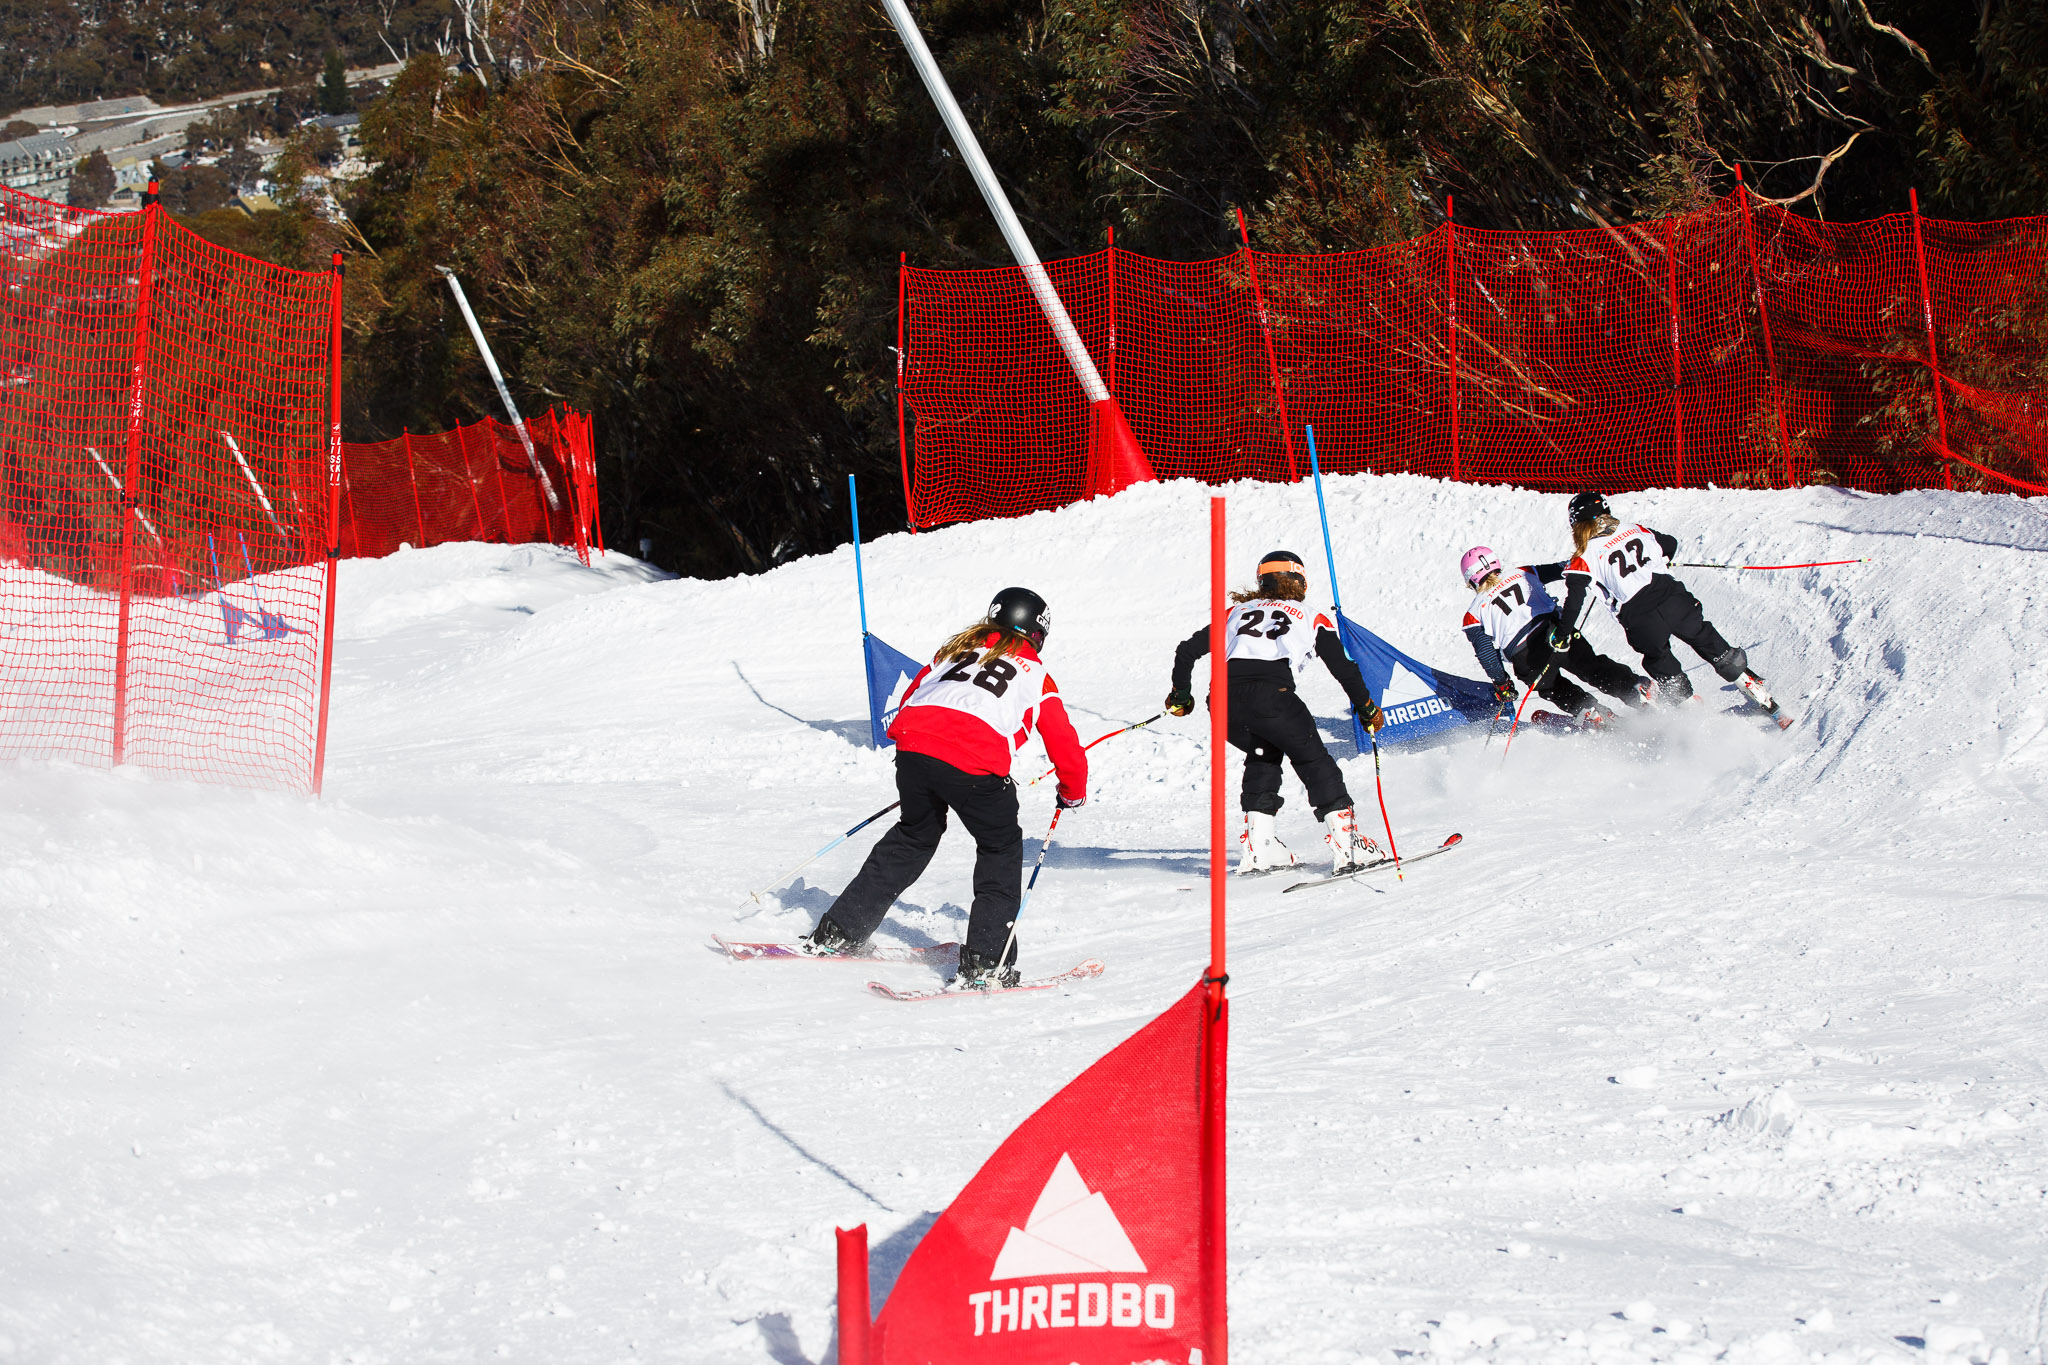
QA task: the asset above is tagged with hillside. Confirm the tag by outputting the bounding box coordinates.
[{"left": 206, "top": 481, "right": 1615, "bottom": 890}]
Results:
[{"left": 1, "top": 474, "right": 2044, "bottom": 1362}]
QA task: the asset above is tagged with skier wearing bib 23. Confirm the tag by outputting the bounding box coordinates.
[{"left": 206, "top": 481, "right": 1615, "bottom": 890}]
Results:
[
  {"left": 802, "top": 588, "right": 1088, "bottom": 989},
  {"left": 1163, "top": 551, "right": 1386, "bottom": 875},
  {"left": 1459, "top": 546, "right": 1650, "bottom": 725},
  {"left": 1563, "top": 492, "right": 1784, "bottom": 720}
]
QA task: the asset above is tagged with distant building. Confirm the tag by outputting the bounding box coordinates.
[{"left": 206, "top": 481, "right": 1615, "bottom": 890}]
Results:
[{"left": 0, "top": 133, "right": 78, "bottom": 191}]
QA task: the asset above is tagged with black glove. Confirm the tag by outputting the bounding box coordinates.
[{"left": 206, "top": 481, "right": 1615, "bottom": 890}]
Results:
[
  {"left": 1164, "top": 688, "right": 1194, "bottom": 717},
  {"left": 1493, "top": 677, "right": 1517, "bottom": 705},
  {"left": 1357, "top": 698, "right": 1385, "bottom": 734},
  {"left": 1056, "top": 792, "right": 1087, "bottom": 810}
]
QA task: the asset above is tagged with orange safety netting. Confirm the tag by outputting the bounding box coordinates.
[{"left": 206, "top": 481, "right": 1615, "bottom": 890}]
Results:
[
  {"left": 0, "top": 185, "right": 341, "bottom": 793},
  {"left": 898, "top": 190, "right": 2048, "bottom": 526},
  {"left": 337, "top": 408, "right": 602, "bottom": 563}
]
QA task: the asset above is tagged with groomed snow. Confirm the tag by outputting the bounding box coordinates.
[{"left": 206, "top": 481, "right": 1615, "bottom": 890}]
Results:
[{"left": 2, "top": 475, "right": 2046, "bottom": 1364}]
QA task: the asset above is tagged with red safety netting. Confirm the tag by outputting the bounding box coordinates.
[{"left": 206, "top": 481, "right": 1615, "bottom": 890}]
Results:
[
  {"left": 899, "top": 190, "right": 2048, "bottom": 525},
  {"left": 336, "top": 408, "right": 602, "bottom": 563},
  {"left": 0, "top": 185, "right": 341, "bottom": 793}
]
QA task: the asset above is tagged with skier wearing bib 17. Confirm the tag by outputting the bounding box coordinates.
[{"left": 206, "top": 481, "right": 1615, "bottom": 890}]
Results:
[
  {"left": 1563, "top": 492, "right": 1784, "bottom": 721},
  {"left": 801, "top": 588, "right": 1088, "bottom": 989},
  {"left": 1459, "top": 545, "right": 1650, "bottom": 725},
  {"left": 1163, "top": 550, "right": 1387, "bottom": 875}
]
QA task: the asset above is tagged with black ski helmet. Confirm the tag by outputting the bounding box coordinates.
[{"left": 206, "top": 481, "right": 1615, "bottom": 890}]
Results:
[
  {"left": 1256, "top": 549, "right": 1308, "bottom": 595},
  {"left": 988, "top": 586, "right": 1051, "bottom": 648},
  {"left": 1568, "top": 491, "right": 1612, "bottom": 527}
]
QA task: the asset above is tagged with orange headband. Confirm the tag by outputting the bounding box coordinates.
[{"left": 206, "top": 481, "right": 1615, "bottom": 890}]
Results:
[{"left": 1258, "top": 557, "right": 1305, "bottom": 578}]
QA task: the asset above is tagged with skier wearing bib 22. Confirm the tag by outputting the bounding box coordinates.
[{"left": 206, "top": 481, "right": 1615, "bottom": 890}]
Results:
[
  {"left": 1563, "top": 492, "right": 1783, "bottom": 720},
  {"left": 1163, "top": 551, "right": 1386, "bottom": 875},
  {"left": 1459, "top": 546, "right": 1650, "bottom": 725},
  {"left": 801, "top": 588, "right": 1088, "bottom": 990}
]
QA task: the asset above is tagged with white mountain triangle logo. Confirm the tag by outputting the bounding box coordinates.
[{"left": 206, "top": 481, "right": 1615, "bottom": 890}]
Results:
[
  {"left": 989, "top": 1153, "right": 1148, "bottom": 1280},
  {"left": 1379, "top": 658, "right": 1440, "bottom": 707}
]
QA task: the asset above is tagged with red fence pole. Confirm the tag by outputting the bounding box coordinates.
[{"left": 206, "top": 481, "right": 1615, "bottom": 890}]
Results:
[
  {"left": 312, "top": 252, "right": 345, "bottom": 795},
  {"left": 1908, "top": 188, "right": 1956, "bottom": 492},
  {"left": 1733, "top": 169, "right": 1798, "bottom": 489},
  {"left": 896, "top": 253, "right": 916, "bottom": 531},
  {"left": 111, "top": 183, "right": 159, "bottom": 767},
  {"left": 835, "top": 1224, "right": 871, "bottom": 1365},
  {"left": 1445, "top": 196, "right": 1461, "bottom": 483},
  {"left": 1203, "top": 492, "right": 1229, "bottom": 1365},
  {"left": 1667, "top": 215, "right": 1684, "bottom": 486},
  {"left": 585, "top": 413, "right": 605, "bottom": 553},
  {"left": 1237, "top": 207, "right": 1298, "bottom": 481},
  {"left": 402, "top": 427, "right": 426, "bottom": 545},
  {"left": 456, "top": 421, "right": 487, "bottom": 540}
]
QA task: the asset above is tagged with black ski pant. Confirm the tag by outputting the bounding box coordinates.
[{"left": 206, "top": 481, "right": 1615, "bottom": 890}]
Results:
[
  {"left": 1510, "top": 622, "right": 1645, "bottom": 716},
  {"left": 823, "top": 750, "right": 1022, "bottom": 965},
  {"left": 1228, "top": 678, "right": 1352, "bottom": 820},
  {"left": 1618, "top": 578, "right": 1742, "bottom": 701}
]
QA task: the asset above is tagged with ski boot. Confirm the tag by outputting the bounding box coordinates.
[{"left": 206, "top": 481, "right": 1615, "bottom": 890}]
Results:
[
  {"left": 950, "top": 947, "right": 1021, "bottom": 991},
  {"left": 1577, "top": 705, "right": 1616, "bottom": 730},
  {"left": 1323, "top": 807, "right": 1381, "bottom": 874},
  {"left": 800, "top": 915, "right": 861, "bottom": 957},
  {"left": 1236, "top": 811, "right": 1297, "bottom": 875}
]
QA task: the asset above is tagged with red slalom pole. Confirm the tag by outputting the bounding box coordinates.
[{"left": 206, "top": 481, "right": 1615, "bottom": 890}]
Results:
[
  {"left": 1677, "top": 558, "right": 1869, "bottom": 571},
  {"left": 835, "top": 1224, "right": 870, "bottom": 1365},
  {"left": 1025, "top": 711, "right": 1164, "bottom": 787},
  {"left": 1369, "top": 736, "right": 1402, "bottom": 880},
  {"left": 1202, "top": 492, "right": 1229, "bottom": 1365}
]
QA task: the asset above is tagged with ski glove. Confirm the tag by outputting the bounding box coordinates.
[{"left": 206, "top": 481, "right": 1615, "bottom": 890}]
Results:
[
  {"left": 1546, "top": 622, "right": 1577, "bottom": 651},
  {"left": 1056, "top": 792, "right": 1087, "bottom": 810},
  {"left": 1164, "top": 688, "right": 1195, "bottom": 717},
  {"left": 1493, "top": 677, "right": 1517, "bottom": 706},
  {"left": 1357, "top": 698, "right": 1385, "bottom": 734}
]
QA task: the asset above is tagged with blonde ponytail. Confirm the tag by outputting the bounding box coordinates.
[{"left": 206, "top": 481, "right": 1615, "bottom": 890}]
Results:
[{"left": 931, "top": 623, "right": 1033, "bottom": 665}]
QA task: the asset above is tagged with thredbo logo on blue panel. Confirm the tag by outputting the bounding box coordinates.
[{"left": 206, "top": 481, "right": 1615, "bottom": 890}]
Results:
[{"left": 1336, "top": 613, "right": 1495, "bottom": 746}]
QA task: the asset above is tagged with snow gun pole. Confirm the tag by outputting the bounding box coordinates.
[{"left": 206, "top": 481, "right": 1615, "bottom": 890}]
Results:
[
  {"left": 1307, "top": 426, "right": 1400, "bottom": 878},
  {"left": 434, "top": 266, "right": 561, "bottom": 511},
  {"left": 878, "top": 0, "right": 1154, "bottom": 495},
  {"left": 86, "top": 447, "right": 164, "bottom": 549},
  {"left": 1677, "top": 558, "right": 1870, "bottom": 571},
  {"left": 1202, "top": 492, "right": 1229, "bottom": 1365},
  {"left": 747, "top": 801, "right": 901, "bottom": 906},
  {"left": 221, "top": 430, "right": 290, "bottom": 544},
  {"left": 996, "top": 805, "right": 1063, "bottom": 975},
  {"left": 1025, "top": 712, "right": 1164, "bottom": 787},
  {"left": 851, "top": 474, "right": 886, "bottom": 749}
]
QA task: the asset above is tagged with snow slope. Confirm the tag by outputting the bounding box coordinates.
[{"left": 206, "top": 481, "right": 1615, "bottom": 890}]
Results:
[{"left": 3, "top": 477, "right": 2046, "bottom": 1365}]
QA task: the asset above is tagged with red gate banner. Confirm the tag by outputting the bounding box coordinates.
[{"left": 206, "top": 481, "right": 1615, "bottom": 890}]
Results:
[{"left": 875, "top": 982, "right": 1217, "bottom": 1363}]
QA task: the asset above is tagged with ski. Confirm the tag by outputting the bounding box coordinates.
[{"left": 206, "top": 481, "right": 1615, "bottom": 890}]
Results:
[
  {"left": 1720, "top": 703, "right": 1795, "bottom": 732},
  {"left": 1282, "top": 832, "right": 1465, "bottom": 892},
  {"left": 712, "top": 935, "right": 957, "bottom": 964},
  {"left": 867, "top": 959, "right": 1105, "bottom": 1002}
]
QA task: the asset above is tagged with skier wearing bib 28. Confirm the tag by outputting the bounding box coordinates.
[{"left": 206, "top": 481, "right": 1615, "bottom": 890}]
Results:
[
  {"left": 1459, "top": 546, "right": 1650, "bottom": 725},
  {"left": 801, "top": 588, "right": 1088, "bottom": 989},
  {"left": 1563, "top": 492, "right": 1784, "bottom": 720},
  {"left": 1163, "top": 551, "right": 1387, "bottom": 875}
]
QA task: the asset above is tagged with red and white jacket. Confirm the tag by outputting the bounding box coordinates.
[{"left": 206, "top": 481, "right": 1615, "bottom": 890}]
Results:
[{"left": 888, "top": 633, "right": 1088, "bottom": 802}]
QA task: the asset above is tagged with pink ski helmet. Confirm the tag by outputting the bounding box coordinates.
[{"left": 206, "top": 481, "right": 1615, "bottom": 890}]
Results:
[{"left": 1460, "top": 545, "right": 1501, "bottom": 589}]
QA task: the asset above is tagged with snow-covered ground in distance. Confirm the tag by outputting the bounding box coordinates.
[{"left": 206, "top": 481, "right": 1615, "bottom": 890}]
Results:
[{"left": 2, "top": 475, "right": 2046, "bottom": 1364}]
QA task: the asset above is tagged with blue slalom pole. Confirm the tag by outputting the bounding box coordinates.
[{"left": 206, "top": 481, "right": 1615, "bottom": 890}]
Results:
[
  {"left": 207, "top": 534, "right": 232, "bottom": 644},
  {"left": 1307, "top": 425, "right": 1346, "bottom": 623},
  {"left": 851, "top": 475, "right": 885, "bottom": 748}
]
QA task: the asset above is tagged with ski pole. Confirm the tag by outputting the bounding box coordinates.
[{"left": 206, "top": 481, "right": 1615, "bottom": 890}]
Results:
[
  {"left": 1369, "top": 733, "right": 1402, "bottom": 880},
  {"left": 747, "top": 800, "right": 901, "bottom": 905},
  {"left": 996, "top": 805, "right": 1063, "bottom": 974},
  {"left": 1501, "top": 654, "right": 1559, "bottom": 758},
  {"left": 1676, "top": 558, "right": 1869, "bottom": 570},
  {"left": 1025, "top": 712, "right": 1164, "bottom": 787}
]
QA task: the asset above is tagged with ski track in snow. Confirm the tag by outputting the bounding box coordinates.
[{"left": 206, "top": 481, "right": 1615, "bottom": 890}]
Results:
[{"left": 2, "top": 478, "right": 2046, "bottom": 1364}]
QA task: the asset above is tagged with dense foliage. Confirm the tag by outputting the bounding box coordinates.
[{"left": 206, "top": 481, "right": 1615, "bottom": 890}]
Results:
[{"left": 219, "top": 1, "right": 2048, "bottom": 574}]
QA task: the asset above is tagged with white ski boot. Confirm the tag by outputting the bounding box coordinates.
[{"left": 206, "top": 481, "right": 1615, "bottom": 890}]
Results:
[
  {"left": 1734, "top": 669, "right": 1778, "bottom": 714},
  {"left": 1323, "top": 807, "right": 1381, "bottom": 874},
  {"left": 1236, "top": 811, "right": 1296, "bottom": 875}
]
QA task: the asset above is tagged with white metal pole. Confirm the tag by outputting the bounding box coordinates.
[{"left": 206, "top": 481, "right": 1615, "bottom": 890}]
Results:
[
  {"left": 878, "top": 0, "right": 1109, "bottom": 404},
  {"left": 220, "top": 429, "right": 291, "bottom": 543},
  {"left": 435, "top": 267, "right": 562, "bottom": 510},
  {"left": 87, "top": 446, "right": 165, "bottom": 547}
]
